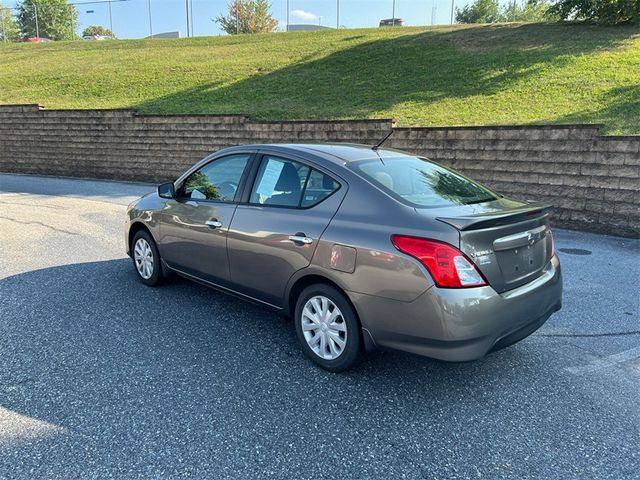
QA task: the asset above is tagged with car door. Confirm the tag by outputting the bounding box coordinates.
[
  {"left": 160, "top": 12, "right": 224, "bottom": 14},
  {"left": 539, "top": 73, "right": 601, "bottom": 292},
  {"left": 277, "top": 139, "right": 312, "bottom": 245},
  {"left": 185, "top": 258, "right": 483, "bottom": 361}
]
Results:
[
  {"left": 158, "top": 153, "right": 253, "bottom": 285},
  {"left": 227, "top": 153, "right": 346, "bottom": 306}
]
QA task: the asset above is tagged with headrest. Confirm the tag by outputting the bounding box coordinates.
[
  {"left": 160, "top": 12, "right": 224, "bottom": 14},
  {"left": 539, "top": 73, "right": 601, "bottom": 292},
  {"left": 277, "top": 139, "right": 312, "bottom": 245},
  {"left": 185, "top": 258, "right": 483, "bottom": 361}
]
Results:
[{"left": 275, "top": 163, "right": 301, "bottom": 193}]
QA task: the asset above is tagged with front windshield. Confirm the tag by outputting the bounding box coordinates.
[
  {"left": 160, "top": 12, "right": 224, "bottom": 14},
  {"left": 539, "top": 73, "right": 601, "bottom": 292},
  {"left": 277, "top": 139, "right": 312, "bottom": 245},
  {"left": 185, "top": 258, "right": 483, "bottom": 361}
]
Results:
[{"left": 351, "top": 156, "right": 498, "bottom": 208}]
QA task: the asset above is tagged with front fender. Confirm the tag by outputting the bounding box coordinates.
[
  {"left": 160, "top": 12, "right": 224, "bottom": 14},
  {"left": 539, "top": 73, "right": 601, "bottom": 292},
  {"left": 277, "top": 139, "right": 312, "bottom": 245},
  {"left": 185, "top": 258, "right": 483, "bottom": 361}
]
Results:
[{"left": 125, "top": 193, "right": 166, "bottom": 255}]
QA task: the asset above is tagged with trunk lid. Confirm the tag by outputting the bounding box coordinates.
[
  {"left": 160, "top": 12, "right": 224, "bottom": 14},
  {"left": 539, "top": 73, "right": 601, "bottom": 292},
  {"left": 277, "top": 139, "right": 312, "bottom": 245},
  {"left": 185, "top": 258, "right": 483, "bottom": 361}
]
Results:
[{"left": 423, "top": 199, "right": 554, "bottom": 293}]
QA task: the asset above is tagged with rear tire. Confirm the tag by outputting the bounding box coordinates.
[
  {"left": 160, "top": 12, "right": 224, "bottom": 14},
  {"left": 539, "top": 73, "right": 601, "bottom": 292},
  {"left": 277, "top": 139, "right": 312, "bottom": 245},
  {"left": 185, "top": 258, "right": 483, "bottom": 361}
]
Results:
[
  {"left": 294, "top": 284, "right": 362, "bottom": 372},
  {"left": 131, "top": 230, "right": 163, "bottom": 287}
]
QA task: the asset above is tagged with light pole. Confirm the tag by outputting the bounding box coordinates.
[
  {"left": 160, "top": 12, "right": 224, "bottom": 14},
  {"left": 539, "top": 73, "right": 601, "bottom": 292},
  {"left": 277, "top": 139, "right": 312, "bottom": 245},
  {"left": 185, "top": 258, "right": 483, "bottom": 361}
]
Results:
[
  {"left": 0, "top": 9, "right": 6, "bottom": 43},
  {"left": 33, "top": 3, "right": 39, "bottom": 39},
  {"left": 147, "top": 0, "right": 152, "bottom": 37},
  {"left": 236, "top": 0, "right": 239, "bottom": 34},
  {"left": 108, "top": 0, "right": 113, "bottom": 33},
  {"left": 392, "top": 0, "right": 395, "bottom": 21},
  {"left": 450, "top": 0, "right": 454, "bottom": 24},
  {"left": 185, "top": 0, "right": 190, "bottom": 37},
  {"left": 336, "top": 0, "right": 339, "bottom": 28},
  {"left": 286, "top": 0, "right": 289, "bottom": 32},
  {"left": 190, "top": 0, "right": 194, "bottom": 36}
]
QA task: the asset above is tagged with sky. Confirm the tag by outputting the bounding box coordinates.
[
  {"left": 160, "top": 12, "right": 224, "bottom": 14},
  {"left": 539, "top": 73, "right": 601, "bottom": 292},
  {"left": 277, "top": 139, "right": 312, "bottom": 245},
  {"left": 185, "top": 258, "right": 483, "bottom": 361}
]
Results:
[{"left": 3, "top": 0, "right": 503, "bottom": 39}]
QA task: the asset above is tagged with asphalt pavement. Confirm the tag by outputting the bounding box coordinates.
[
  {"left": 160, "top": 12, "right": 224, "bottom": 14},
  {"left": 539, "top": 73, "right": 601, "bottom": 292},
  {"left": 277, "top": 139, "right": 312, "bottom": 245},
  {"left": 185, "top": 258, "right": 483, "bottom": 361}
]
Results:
[{"left": 1, "top": 173, "right": 638, "bottom": 480}]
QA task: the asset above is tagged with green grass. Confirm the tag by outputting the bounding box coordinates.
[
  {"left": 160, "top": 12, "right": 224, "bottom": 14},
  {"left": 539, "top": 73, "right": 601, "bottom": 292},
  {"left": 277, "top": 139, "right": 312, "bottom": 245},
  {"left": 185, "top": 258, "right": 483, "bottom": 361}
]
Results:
[{"left": 0, "top": 23, "right": 638, "bottom": 133}]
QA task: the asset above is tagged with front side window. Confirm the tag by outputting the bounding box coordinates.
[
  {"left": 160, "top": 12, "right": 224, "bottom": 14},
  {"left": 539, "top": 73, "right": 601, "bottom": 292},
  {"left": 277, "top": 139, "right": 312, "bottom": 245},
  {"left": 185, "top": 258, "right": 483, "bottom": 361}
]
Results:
[
  {"left": 250, "top": 156, "right": 339, "bottom": 208},
  {"left": 181, "top": 154, "right": 250, "bottom": 202},
  {"left": 351, "top": 155, "right": 498, "bottom": 208}
]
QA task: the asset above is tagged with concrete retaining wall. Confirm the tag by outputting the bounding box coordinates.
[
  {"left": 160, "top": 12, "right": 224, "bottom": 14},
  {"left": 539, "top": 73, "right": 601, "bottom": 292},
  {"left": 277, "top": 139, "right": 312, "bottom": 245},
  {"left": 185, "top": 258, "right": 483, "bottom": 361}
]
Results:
[{"left": 0, "top": 104, "right": 638, "bottom": 237}]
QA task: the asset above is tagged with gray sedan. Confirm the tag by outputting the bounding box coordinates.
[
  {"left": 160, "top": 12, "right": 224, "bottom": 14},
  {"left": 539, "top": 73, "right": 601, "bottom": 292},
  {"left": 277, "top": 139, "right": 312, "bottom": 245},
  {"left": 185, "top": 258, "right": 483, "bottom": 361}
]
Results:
[{"left": 125, "top": 143, "right": 562, "bottom": 371}]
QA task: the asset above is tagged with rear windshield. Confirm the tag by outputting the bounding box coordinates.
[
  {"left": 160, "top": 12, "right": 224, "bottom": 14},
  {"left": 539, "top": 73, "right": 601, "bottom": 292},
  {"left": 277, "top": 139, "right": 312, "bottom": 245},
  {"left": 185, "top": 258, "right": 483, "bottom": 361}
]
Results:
[{"left": 350, "top": 156, "right": 498, "bottom": 208}]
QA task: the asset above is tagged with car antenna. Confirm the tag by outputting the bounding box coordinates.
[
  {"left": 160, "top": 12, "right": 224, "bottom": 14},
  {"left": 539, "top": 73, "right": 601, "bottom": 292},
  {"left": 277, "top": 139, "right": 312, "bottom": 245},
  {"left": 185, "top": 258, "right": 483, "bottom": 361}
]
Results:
[{"left": 372, "top": 130, "right": 394, "bottom": 151}]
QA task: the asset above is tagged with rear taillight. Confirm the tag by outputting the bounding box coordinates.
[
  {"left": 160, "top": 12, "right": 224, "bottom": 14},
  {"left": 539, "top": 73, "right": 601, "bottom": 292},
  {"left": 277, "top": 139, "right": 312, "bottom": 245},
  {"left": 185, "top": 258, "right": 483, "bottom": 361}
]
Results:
[{"left": 391, "top": 235, "right": 487, "bottom": 288}]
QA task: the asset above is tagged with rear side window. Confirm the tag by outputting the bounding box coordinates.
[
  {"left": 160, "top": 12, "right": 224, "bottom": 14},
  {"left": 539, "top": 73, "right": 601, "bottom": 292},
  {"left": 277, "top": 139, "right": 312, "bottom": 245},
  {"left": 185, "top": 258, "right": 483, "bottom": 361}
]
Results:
[
  {"left": 250, "top": 156, "right": 340, "bottom": 208},
  {"left": 301, "top": 169, "right": 340, "bottom": 207},
  {"left": 351, "top": 156, "right": 498, "bottom": 208}
]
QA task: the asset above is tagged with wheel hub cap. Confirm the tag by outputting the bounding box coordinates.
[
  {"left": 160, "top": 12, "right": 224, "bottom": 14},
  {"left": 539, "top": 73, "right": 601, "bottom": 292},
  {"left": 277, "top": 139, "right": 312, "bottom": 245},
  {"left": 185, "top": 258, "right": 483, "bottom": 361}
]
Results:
[
  {"left": 133, "top": 238, "right": 154, "bottom": 280},
  {"left": 301, "top": 296, "right": 347, "bottom": 360}
]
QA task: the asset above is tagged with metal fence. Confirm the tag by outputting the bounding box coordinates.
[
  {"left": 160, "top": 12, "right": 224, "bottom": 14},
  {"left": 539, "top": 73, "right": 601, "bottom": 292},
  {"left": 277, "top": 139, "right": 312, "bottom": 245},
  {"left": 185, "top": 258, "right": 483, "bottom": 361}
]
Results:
[{"left": 2, "top": 0, "right": 520, "bottom": 41}]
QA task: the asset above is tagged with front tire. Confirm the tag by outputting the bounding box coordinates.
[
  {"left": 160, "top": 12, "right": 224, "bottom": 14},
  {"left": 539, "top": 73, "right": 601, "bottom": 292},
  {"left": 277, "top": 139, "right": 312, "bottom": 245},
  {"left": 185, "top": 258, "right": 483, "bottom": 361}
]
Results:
[
  {"left": 294, "top": 284, "right": 362, "bottom": 372},
  {"left": 131, "top": 230, "right": 163, "bottom": 286}
]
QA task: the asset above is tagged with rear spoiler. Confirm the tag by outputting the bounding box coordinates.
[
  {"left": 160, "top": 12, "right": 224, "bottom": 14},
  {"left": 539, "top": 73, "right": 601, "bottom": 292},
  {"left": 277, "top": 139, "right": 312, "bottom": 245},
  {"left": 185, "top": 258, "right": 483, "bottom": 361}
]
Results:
[{"left": 437, "top": 204, "right": 553, "bottom": 231}]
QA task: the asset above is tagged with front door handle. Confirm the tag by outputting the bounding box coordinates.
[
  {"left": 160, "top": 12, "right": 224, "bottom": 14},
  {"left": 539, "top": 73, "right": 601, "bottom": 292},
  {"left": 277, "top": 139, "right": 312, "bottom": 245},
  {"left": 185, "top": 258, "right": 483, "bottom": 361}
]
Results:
[
  {"left": 288, "top": 235, "right": 313, "bottom": 245},
  {"left": 205, "top": 220, "right": 223, "bottom": 228},
  {"left": 185, "top": 201, "right": 199, "bottom": 207}
]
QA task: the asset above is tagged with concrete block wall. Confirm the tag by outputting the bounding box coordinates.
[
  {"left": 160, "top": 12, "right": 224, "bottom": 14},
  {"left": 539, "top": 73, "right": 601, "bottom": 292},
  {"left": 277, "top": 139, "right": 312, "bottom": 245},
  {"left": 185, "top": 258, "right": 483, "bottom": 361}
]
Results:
[
  {"left": 0, "top": 104, "right": 638, "bottom": 237},
  {"left": 389, "top": 126, "right": 639, "bottom": 237}
]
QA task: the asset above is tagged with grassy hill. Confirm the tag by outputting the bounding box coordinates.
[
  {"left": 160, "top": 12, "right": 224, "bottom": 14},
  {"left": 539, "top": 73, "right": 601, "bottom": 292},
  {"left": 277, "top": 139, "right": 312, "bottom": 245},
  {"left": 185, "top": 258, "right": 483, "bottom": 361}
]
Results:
[{"left": 0, "top": 23, "right": 638, "bottom": 134}]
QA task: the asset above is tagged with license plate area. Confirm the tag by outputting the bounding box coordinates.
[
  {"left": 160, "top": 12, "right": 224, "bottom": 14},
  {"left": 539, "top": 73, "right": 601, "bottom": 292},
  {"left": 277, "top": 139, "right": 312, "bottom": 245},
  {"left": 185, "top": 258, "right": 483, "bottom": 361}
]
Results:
[
  {"left": 496, "top": 241, "right": 546, "bottom": 282},
  {"left": 494, "top": 226, "right": 548, "bottom": 284},
  {"left": 459, "top": 215, "right": 551, "bottom": 293}
]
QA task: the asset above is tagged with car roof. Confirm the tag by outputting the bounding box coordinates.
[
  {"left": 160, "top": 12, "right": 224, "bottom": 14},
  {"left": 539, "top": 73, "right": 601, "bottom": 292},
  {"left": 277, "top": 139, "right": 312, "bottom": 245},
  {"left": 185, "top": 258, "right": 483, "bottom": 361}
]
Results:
[{"left": 225, "top": 143, "right": 413, "bottom": 166}]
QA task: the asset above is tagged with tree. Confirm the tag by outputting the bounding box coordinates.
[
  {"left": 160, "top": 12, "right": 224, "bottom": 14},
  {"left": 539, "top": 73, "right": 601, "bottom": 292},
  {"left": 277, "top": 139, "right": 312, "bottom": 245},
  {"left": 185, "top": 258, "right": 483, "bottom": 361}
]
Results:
[
  {"left": 16, "top": 0, "right": 78, "bottom": 40},
  {"left": 214, "top": 0, "right": 278, "bottom": 35},
  {"left": 184, "top": 172, "right": 221, "bottom": 200},
  {"left": 549, "top": 0, "right": 639, "bottom": 25},
  {"left": 500, "top": 0, "right": 556, "bottom": 22},
  {"left": 0, "top": 3, "right": 20, "bottom": 42},
  {"left": 456, "top": 0, "right": 558, "bottom": 23},
  {"left": 82, "top": 25, "right": 115, "bottom": 38},
  {"left": 455, "top": 0, "right": 501, "bottom": 23}
]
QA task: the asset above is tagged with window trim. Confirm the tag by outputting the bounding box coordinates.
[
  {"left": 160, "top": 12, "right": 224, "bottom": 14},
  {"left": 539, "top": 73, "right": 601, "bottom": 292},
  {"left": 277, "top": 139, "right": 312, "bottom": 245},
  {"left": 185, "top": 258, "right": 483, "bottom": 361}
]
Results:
[
  {"left": 244, "top": 153, "right": 342, "bottom": 210},
  {"left": 174, "top": 152, "right": 257, "bottom": 205}
]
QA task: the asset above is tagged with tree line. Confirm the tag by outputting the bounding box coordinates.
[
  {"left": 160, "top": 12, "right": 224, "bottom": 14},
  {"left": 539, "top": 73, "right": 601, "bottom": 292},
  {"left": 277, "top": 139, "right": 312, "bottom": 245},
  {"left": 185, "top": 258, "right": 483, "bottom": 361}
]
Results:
[
  {"left": 0, "top": 0, "right": 115, "bottom": 41},
  {"left": 215, "top": 0, "right": 638, "bottom": 32},
  {"left": 455, "top": 0, "right": 638, "bottom": 25},
  {"left": 1, "top": 0, "right": 637, "bottom": 43}
]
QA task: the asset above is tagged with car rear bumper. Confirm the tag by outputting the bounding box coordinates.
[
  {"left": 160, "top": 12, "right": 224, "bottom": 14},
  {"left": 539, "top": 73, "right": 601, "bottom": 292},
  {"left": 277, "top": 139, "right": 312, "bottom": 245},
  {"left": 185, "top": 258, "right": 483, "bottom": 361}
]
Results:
[{"left": 349, "top": 255, "right": 562, "bottom": 362}]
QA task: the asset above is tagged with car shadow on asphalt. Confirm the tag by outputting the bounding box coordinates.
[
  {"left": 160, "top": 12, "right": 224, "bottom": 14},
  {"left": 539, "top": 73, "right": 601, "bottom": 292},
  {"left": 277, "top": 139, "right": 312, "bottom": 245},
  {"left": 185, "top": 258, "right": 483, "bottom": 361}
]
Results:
[
  {"left": 3, "top": 258, "right": 636, "bottom": 478},
  {"left": 1, "top": 257, "right": 544, "bottom": 405}
]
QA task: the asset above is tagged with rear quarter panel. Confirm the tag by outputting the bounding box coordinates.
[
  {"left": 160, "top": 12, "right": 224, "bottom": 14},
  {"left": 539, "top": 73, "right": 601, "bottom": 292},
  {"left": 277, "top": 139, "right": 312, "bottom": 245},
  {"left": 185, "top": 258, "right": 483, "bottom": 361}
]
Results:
[{"left": 308, "top": 175, "right": 460, "bottom": 302}]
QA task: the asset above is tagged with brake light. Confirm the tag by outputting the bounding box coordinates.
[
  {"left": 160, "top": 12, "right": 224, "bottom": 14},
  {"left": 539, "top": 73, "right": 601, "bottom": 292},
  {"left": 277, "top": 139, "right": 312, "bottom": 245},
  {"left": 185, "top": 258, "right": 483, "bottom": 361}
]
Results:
[{"left": 391, "top": 235, "right": 487, "bottom": 288}]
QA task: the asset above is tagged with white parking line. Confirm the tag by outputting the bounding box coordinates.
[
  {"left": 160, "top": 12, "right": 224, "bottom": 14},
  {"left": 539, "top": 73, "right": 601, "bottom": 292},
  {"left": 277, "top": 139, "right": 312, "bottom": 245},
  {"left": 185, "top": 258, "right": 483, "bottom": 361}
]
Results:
[{"left": 566, "top": 346, "right": 640, "bottom": 374}]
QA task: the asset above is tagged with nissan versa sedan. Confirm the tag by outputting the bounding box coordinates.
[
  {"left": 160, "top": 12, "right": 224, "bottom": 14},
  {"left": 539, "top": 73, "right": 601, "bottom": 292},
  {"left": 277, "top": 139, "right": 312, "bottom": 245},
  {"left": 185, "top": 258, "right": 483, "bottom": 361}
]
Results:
[{"left": 125, "top": 143, "right": 562, "bottom": 371}]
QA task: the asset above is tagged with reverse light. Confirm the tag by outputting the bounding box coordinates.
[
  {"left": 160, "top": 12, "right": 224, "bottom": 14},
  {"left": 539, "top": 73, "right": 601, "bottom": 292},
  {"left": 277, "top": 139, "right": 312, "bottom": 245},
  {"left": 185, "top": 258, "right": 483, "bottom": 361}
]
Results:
[{"left": 391, "top": 235, "right": 487, "bottom": 288}]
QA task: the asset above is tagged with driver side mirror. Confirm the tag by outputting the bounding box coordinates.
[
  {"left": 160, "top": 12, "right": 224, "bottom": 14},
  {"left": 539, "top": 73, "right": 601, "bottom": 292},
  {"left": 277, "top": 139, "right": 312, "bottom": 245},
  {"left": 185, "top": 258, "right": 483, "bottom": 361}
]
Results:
[{"left": 158, "top": 182, "right": 176, "bottom": 199}]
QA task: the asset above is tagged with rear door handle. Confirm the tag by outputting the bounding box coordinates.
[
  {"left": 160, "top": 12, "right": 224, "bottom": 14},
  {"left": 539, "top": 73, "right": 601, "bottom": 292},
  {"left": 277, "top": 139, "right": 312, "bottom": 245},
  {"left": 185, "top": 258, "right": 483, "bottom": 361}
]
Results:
[
  {"left": 288, "top": 235, "right": 313, "bottom": 245},
  {"left": 205, "top": 220, "right": 223, "bottom": 228}
]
